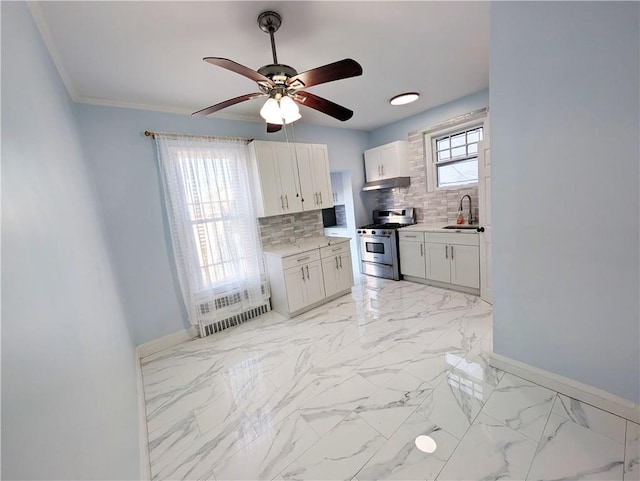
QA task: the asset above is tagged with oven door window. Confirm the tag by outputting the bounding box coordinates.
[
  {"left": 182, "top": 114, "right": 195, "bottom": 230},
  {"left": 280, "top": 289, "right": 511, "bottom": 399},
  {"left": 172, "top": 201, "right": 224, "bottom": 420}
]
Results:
[{"left": 365, "top": 242, "right": 386, "bottom": 254}]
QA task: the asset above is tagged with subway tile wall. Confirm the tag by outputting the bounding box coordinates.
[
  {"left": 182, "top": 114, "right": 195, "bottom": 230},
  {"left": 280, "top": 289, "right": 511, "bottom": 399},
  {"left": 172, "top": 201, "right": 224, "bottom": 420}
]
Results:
[
  {"left": 374, "top": 129, "right": 479, "bottom": 224},
  {"left": 258, "top": 210, "right": 324, "bottom": 248}
]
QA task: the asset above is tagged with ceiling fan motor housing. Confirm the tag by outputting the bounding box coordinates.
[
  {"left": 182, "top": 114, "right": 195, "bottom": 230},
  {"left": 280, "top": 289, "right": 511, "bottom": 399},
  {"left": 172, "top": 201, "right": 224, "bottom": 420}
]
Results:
[
  {"left": 257, "top": 11, "right": 282, "bottom": 34},
  {"left": 257, "top": 64, "right": 299, "bottom": 84}
]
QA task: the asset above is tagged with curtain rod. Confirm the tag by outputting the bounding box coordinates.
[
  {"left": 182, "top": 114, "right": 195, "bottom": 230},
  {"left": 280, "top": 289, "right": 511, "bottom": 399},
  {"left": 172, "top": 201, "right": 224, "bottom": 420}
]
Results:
[{"left": 144, "top": 130, "right": 253, "bottom": 142}]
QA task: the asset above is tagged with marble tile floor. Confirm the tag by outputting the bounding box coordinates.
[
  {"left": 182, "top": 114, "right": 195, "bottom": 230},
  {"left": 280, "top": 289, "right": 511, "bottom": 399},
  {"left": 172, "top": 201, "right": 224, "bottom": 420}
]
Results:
[{"left": 141, "top": 275, "right": 639, "bottom": 480}]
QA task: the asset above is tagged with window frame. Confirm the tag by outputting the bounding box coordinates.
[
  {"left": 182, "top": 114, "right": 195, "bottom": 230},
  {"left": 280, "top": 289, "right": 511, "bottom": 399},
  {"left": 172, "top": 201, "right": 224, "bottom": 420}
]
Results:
[{"left": 424, "top": 114, "right": 488, "bottom": 192}]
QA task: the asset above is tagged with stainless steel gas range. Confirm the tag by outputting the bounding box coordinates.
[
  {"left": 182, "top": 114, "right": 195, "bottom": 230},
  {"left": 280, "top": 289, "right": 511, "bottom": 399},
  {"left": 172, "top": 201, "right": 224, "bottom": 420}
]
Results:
[{"left": 357, "top": 208, "right": 415, "bottom": 280}]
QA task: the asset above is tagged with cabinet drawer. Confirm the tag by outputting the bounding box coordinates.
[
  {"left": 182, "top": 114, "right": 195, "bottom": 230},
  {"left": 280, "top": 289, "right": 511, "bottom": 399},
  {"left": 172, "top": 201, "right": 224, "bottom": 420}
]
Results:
[
  {"left": 398, "top": 231, "right": 425, "bottom": 242},
  {"left": 424, "top": 232, "right": 478, "bottom": 246},
  {"left": 282, "top": 249, "right": 321, "bottom": 270},
  {"left": 320, "top": 242, "right": 350, "bottom": 259}
]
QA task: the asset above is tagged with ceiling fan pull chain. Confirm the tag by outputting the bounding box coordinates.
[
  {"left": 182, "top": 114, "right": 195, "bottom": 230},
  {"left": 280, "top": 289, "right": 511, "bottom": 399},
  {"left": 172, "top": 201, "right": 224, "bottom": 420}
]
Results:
[
  {"left": 282, "top": 123, "right": 302, "bottom": 200},
  {"left": 290, "top": 123, "right": 304, "bottom": 200}
]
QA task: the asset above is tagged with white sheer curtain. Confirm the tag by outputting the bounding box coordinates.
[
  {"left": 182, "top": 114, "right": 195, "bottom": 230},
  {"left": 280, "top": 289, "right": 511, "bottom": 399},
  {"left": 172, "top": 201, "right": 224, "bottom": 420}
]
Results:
[{"left": 154, "top": 133, "right": 269, "bottom": 333}]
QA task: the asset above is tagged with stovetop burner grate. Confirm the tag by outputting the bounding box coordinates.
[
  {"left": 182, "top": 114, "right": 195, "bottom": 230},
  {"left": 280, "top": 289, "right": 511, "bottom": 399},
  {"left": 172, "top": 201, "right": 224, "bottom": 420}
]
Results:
[{"left": 358, "top": 223, "right": 413, "bottom": 230}]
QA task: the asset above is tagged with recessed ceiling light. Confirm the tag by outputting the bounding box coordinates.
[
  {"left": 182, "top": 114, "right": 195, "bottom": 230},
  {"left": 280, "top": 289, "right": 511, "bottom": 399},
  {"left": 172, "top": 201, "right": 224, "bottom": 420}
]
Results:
[
  {"left": 415, "top": 434, "right": 437, "bottom": 453},
  {"left": 390, "top": 92, "right": 420, "bottom": 106}
]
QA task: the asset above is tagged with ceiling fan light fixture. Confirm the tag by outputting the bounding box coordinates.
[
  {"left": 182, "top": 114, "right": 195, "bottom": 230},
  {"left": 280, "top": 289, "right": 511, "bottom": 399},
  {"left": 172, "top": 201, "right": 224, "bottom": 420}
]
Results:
[
  {"left": 390, "top": 92, "right": 420, "bottom": 106},
  {"left": 260, "top": 97, "right": 283, "bottom": 124},
  {"left": 260, "top": 95, "right": 301, "bottom": 125},
  {"left": 279, "top": 95, "right": 301, "bottom": 123}
]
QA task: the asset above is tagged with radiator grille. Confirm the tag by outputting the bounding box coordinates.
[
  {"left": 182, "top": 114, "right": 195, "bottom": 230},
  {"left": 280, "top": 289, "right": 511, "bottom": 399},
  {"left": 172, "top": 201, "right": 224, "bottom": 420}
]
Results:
[{"left": 199, "top": 303, "right": 270, "bottom": 337}]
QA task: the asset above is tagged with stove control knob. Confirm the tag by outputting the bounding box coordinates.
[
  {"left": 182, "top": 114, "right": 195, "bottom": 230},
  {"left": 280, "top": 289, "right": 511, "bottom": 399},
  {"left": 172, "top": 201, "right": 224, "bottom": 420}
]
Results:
[{"left": 372, "top": 230, "right": 376, "bottom": 235}]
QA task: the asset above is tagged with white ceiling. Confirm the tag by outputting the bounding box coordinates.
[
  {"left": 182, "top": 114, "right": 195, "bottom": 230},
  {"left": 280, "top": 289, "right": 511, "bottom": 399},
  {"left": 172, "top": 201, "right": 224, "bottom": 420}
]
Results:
[{"left": 29, "top": 1, "right": 490, "bottom": 132}]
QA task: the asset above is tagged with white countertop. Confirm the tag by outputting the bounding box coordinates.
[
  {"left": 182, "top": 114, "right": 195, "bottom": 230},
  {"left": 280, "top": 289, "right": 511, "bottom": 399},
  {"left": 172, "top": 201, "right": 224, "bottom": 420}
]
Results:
[
  {"left": 399, "top": 223, "right": 479, "bottom": 234},
  {"left": 263, "top": 236, "right": 351, "bottom": 257}
]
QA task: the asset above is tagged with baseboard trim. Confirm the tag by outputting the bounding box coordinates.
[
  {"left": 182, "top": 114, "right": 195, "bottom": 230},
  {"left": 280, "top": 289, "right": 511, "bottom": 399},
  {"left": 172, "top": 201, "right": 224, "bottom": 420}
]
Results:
[
  {"left": 402, "top": 275, "right": 480, "bottom": 296},
  {"left": 136, "top": 326, "right": 199, "bottom": 360},
  {"left": 489, "top": 352, "right": 640, "bottom": 424},
  {"left": 135, "top": 349, "right": 151, "bottom": 480}
]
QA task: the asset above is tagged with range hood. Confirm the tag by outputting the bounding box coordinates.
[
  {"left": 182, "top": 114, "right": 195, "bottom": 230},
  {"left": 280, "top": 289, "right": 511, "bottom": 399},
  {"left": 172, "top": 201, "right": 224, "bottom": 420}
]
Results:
[{"left": 361, "top": 177, "right": 411, "bottom": 192}]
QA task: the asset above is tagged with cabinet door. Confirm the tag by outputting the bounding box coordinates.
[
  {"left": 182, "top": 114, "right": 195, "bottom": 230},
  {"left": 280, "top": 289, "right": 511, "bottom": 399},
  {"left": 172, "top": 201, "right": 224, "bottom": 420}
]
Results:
[
  {"left": 322, "top": 256, "right": 341, "bottom": 298},
  {"left": 294, "top": 144, "right": 317, "bottom": 210},
  {"left": 379, "top": 143, "right": 399, "bottom": 178},
  {"left": 337, "top": 252, "right": 354, "bottom": 290},
  {"left": 304, "top": 261, "right": 326, "bottom": 306},
  {"left": 450, "top": 244, "right": 480, "bottom": 289},
  {"left": 364, "top": 148, "right": 382, "bottom": 181},
  {"left": 253, "top": 141, "right": 285, "bottom": 216},
  {"left": 425, "top": 242, "right": 451, "bottom": 283},
  {"left": 331, "top": 172, "right": 344, "bottom": 205},
  {"left": 284, "top": 265, "right": 307, "bottom": 313},
  {"left": 275, "top": 142, "right": 303, "bottom": 213},
  {"left": 399, "top": 240, "right": 426, "bottom": 278},
  {"left": 311, "top": 144, "right": 333, "bottom": 208}
]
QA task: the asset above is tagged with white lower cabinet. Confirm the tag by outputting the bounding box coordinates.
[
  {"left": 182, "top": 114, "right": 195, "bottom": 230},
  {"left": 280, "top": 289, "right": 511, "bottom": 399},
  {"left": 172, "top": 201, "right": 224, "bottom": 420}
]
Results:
[
  {"left": 284, "top": 260, "right": 325, "bottom": 313},
  {"left": 321, "top": 242, "right": 353, "bottom": 298},
  {"left": 425, "top": 242, "right": 450, "bottom": 283},
  {"left": 399, "top": 230, "right": 480, "bottom": 293},
  {"left": 399, "top": 233, "right": 426, "bottom": 278},
  {"left": 449, "top": 244, "right": 480, "bottom": 288},
  {"left": 264, "top": 238, "right": 353, "bottom": 318}
]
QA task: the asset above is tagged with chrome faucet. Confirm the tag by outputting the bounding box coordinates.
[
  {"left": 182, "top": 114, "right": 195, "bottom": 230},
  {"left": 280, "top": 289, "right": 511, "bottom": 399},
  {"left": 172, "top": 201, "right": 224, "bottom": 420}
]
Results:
[{"left": 458, "top": 194, "right": 475, "bottom": 225}]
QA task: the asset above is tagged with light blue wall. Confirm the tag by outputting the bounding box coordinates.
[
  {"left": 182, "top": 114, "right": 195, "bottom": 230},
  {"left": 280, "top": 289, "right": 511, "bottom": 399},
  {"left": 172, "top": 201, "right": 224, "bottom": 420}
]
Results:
[
  {"left": 362, "top": 89, "right": 489, "bottom": 213},
  {"left": 367, "top": 89, "right": 489, "bottom": 149},
  {"left": 367, "top": 89, "right": 489, "bottom": 148},
  {"left": 1, "top": 3, "right": 140, "bottom": 479},
  {"left": 491, "top": 2, "right": 639, "bottom": 403},
  {"left": 74, "top": 104, "right": 369, "bottom": 343}
]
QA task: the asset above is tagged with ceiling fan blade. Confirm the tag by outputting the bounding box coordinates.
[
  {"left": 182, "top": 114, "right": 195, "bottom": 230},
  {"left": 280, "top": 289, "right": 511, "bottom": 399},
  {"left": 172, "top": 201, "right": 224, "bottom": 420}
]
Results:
[
  {"left": 294, "top": 91, "right": 354, "bottom": 122},
  {"left": 286, "top": 58, "right": 362, "bottom": 89},
  {"left": 204, "top": 57, "right": 275, "bottom": 86},
  {"left": 191, "top": 92, "right": 265, "bottom": 118},
  {"left": 267, "top": 123, "right": 282, "bottom": 133}
]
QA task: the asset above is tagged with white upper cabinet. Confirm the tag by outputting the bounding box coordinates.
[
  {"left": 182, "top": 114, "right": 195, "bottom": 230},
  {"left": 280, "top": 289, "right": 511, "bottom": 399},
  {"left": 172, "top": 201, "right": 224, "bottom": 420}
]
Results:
[
  {"left": 364, "top": 140, "right": 409, "bottom": 181},
  {"left": 330, "top": 172, "right": 344, "bottom": 205},
  {"left": 295, "top": 143, "right": 333, "bottom": 210},
  {"left": 248, "top": 141, "right": 333, "bottom": 217}
]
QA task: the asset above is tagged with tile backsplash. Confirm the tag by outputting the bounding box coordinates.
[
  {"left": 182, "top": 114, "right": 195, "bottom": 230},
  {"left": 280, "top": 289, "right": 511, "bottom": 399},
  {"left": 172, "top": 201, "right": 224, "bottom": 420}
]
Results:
[
  {"left": 258, "top": 210, "right": 324, "bottom": 248},
  {"left": 374, "top": 129, "right": 479, "bottom": 224}
]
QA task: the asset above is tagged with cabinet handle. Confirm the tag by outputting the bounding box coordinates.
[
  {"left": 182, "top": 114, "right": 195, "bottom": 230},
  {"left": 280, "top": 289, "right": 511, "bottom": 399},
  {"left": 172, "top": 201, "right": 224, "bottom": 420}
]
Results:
[
  {"left": 306, "top": 265, "right": 310, "bottom": 279},
  {"left": 332, "top": 247, "right": 342, "bottom": 252},
  {"left": 335, "top": 257, "right": 339, "bottom": 269},
  {"left": 339, "top": 255, "right": 342, "bottom": 268},
  {"left": 301, "top": 266, "right": 305, "bottom": 280},
  {"left": 405, "top": 235, "right": 417, "bottom": 238},
  {"left": 297, "top": 256, "right": 311, "bottom": 262},
  {"left": 445, "top": 245, "right": 448, "bottom": 259},
  {"left": 420, "top": 244, "right": 423, "bottom": 256},
  {"left": 451, "top": 245, "right": 454, "bottom": 260},
  {"left": 381, "top": 165, "right": 385, "bottom": 176},
  {"left": 314, "top": 192, "right": 318, "bottom": 205},
  {"left": 319, "top": 192, "right": 323, "bottom": 204},
  {"left": 280, "top": 195, "right": 284, "bottom": 210},
  {"left": 285, "top": 195, "right": 289, "bottom": 209}
]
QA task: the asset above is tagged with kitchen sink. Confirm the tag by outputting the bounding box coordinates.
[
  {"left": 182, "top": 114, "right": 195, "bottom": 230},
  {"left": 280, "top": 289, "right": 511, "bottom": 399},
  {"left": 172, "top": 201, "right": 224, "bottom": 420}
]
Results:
[{"left": 442, "top": 225, "right": 478, "bottom": 230}]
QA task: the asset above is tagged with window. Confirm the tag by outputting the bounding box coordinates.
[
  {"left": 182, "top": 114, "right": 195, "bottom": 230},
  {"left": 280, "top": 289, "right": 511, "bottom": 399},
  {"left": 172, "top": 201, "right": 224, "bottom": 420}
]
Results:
[
  {"left": 423, "top": 110, "right": 487, "bottom": 191},
  {"left": 154, "top": 134, "right": 269, "bottom": 329},
  {"left": 433, "top": 126, "right": 483, "bottom": 187},
  {"left": 178, "top": 152, "right": 255, "bottom": 290}
]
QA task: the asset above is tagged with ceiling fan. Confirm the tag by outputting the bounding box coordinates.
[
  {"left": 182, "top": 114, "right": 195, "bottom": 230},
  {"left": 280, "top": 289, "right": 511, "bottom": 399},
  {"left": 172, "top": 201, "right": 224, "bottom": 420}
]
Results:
[{"left": 192, "top": 10, "right": 363, "bottom": 133}]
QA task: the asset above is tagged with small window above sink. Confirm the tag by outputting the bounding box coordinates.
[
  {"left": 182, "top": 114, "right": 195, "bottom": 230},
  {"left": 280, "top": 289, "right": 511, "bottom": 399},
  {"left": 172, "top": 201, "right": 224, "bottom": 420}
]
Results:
[{"left": 442, "top": 225, "right": 478, "bottom": 230}]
